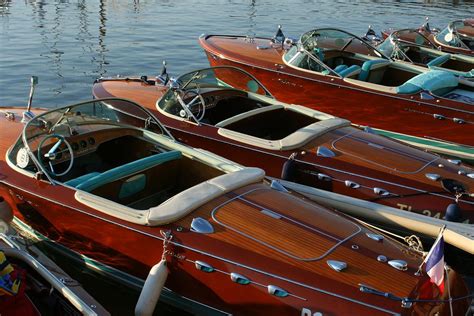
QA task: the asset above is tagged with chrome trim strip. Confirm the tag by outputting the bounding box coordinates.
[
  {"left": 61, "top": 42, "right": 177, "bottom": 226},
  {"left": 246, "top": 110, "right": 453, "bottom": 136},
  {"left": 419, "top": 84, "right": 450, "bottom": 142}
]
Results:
[{"left": 4, "top": 182, "right": 397, "bottom": 314}]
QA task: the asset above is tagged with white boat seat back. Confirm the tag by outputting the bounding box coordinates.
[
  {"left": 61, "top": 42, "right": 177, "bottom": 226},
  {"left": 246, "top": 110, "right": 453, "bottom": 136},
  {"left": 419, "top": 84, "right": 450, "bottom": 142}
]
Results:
[{"left": 147, "top": 167, "right": 265, "bottom": 225}]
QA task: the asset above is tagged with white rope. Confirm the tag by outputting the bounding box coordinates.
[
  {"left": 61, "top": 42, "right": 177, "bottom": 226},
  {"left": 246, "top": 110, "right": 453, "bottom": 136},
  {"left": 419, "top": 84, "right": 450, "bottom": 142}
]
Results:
[{"left": 352, "top": 217, "right": 425, "bottom": 254}]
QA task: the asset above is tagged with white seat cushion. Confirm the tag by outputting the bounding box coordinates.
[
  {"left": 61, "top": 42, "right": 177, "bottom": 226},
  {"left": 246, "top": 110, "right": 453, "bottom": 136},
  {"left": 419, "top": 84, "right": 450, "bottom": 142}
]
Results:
[{"left": 147, "top": 167, "right": 265, "bottom": 225}]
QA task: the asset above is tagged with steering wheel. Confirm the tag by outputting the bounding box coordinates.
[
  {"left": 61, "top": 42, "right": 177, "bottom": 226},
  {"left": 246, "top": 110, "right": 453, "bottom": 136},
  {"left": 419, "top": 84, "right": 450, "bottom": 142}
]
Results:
[
  {"left": 182, "top": 90, "right": 206, "bottom": 121},
  {"left": 37, "top": 134, "right": 74, "bottom": 177}
]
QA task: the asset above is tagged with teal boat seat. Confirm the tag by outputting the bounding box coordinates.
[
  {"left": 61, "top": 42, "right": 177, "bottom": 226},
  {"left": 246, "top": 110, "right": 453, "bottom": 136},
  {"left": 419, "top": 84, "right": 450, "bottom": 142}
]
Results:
[
  {"left": 396, "top": 70, "right": 458, "bottom": 95},
  {"left": 64, "top": 172, "right": 100, "bottom": 188},
  {"left": 334, "top": 64, "right": 348, "bottom": 73},
  {"left": 119, "top": 173, "right": 147, "bottom": 199},
  {"left": 76, "top": 150, "right": 182, "bottom": 192},
  {"left": 427, "top": 54, "right": 451, "bottom": 68},
  {"left": 339, "top": 65, "right": 361, "bottom": 78},
  {"left": 358, "top": 59, "right": 390, "bottom": 81}
]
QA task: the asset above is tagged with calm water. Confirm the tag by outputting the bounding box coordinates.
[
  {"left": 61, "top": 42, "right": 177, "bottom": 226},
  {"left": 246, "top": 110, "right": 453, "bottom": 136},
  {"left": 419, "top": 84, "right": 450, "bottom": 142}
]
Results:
[{"left": 0, "top": 0, "right": 473, "bottom": 107}]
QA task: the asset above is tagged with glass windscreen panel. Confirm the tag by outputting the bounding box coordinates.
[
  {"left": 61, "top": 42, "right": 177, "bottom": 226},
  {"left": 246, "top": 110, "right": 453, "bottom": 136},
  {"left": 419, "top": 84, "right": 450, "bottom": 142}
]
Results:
[
  {"left": 23, "top": 99, "right": 166, "bottom": 152},
  {"left": 393, "top": 29, "right": 434, "bottom": 47},
  {"left": 158, "top": 67, "right": 272, "bottom": 115},
  {"left": 300, "top": 29, "right": 385, "bottom": 58},
  {"left": 178, "top": 67, "right": 270, "bottom": 96},
  {"left": 435, "top": 20, "right": 472, "bottom": 49}
]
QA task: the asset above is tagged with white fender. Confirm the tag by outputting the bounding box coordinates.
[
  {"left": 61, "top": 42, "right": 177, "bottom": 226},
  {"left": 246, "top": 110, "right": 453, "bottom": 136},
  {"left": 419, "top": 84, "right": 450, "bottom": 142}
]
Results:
[{"left": 135, "top": 259, "right": 169, "bottom": 316}]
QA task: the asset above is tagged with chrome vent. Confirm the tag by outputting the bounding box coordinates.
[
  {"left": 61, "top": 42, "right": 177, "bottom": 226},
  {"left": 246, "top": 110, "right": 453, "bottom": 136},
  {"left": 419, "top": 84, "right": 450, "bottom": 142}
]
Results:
[
  {"left": 377, "top": 255, "right": 387, "bottom": 262},
  {"left": 425, "top": 173, "right": 441, "bottom": 181},
  {"left": 230, "top": 273, "right": 251, "bottom": 285},
  {"left": 191, "top": 217, "right": 214, "bottom": 234},
  {"left": 327, "top": 260, "right": 347, "bottom": 272},
  {"left": 267, "top": 285, "right": 288, "bottom": 297},
  {"left": 195, "top": 261, "right": 214, "bottom": 273},
  {"left": 317, "top": 173, "right": 332, "bottom": 181},
  {"left": 373, "top": 187, "right": 390, "bottom": 196},
  {"left": 366, "top": 233, "right": 384, "bottom": 242},
  {"left": 388, "top": 260, "right": 407, "bottom": 271},
  {"left": 345, "top": 180, "right": 360, "bottom": 189},
  {"left": 453, "top": 118, "right": 465, "bottom": 124},
  {"left": 316, "top": 146, "right": 336, "bottom": 158},
  {"left": 447, "top": 159, "right": 461, "bottom": 165},
  {"left": 270, "top": 180, "right": 289, "bottom": 192}
]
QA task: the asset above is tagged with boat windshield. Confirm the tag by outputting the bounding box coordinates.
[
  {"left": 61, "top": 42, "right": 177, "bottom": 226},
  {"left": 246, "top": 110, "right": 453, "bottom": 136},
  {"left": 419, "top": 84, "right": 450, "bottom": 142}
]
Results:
[
  {"left": 377, "top": 29, "right": 434, "bottom": 60},
  {"left": 393, "top": 29, "right": 433, "bottom": 47},
  {"left": 19, "top": 98, "right": 171, "bottom": 179},
  {"left": 157, "top": 66, "right": 272, "bottom": 118},
  {"left": 176, "top": 66, "right": 270, "bottom": 96},
  {"left": 435, "top": 20, "right": 474, "bottom": 50},
  {"left": 300, "top": 28, "right": 385, "bottom": 58},
  {"left": 284, "top": 28, "right": 388, "bottom": 76}
]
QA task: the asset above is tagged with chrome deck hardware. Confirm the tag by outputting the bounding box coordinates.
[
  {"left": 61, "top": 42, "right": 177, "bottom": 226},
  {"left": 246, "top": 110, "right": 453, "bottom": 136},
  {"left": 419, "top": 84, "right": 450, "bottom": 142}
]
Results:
[
  {"left": 327, "top": 260, "right": 347, "bottom": 272},
  {"left": 388, "top": 260, "right": 408, "bottom": 271},
  {"left": 230, "top": 273, "right": 251, "bottom": 285},
  {"left": 191, "top": 217, "right": 214, "bottom": 234}
]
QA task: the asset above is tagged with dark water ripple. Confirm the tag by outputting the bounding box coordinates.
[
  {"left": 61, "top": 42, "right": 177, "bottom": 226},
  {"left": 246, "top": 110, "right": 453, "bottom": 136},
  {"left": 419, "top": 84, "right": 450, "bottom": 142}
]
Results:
[{"left": 0, "top": 0, "right": 472, "bottom": 107}]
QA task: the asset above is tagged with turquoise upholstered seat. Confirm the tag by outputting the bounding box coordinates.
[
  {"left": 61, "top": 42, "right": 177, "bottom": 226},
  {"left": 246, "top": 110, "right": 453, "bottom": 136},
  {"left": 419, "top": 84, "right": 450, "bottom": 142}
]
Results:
[
  {"left": 427, "top": 54, "right": 451, "bottom": 68},
  {"left": 65, "top": 172, "right": 100, "bottom": 187},
  {"left": 396, "top": 70, "right": 458, "bottom": 95},
  {"left": 334, "top": 64, "right": 348, "bottom": 73},
  {"left": 358, "top": 59, "right": 390, "bottom": 81},
  {"left": 338, "top": 65, "right": 361, "bottom": 78},
  {"left": 76, "top": 150, "right": 182, "bottom": 192}
]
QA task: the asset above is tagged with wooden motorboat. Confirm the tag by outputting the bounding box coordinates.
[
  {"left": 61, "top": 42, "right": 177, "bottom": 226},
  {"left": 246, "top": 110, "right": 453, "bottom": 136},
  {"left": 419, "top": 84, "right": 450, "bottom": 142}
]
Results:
[
  {"left": 377, "top": 28, "right": 474, "bottom": 79},
  {"left": 197, "top": 28, "right": 474, "bottom": 158},
  {"left": 93, "top": 66, "right": 474, "bottom": 224},
  {"left": 0, "top": 98, "right": 471, "bottom": 315},
  {"left": 0, "top": 204, "right": 108, "bottom": 316},
  {"left": 382, "top": 19, "right": 474, "bottom": 56}
]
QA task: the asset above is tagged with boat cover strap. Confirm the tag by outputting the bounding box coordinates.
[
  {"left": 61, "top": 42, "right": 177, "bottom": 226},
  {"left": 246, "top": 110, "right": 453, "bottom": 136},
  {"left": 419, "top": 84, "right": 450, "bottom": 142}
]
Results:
[{"left": 147, "top": 167, "right": 265, "bottom": 225}]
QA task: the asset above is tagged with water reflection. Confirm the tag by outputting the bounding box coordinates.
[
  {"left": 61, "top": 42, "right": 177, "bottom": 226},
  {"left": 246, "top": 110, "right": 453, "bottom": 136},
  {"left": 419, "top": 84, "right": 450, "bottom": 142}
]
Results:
[{"left": 0, "top": 0, "right": 472, "bottom": 106}]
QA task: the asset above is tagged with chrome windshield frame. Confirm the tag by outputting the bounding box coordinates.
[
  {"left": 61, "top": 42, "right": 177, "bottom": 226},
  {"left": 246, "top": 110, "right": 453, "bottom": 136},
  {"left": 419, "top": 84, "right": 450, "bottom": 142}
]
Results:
[
  {"left": 299, "top": 27, "right": 392, "bottom": 61},
  {"left": 21, "top": 97, "right": 174, "bottom": 185},
  {"left": 175, "top": 66, "right": 274, "bottom": 98}
]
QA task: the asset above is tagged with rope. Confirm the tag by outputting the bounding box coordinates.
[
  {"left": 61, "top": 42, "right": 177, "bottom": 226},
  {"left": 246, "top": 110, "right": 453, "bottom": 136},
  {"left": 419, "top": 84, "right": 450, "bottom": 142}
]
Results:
[
  {"left": 160, "top": 230, "right": 173, "bottom": 261},
  {"left": 403, "top": 235, "right": 424, "bottom": 253},
  {"left": 352, "top": 217, "right": 426, "bottom": 254}
]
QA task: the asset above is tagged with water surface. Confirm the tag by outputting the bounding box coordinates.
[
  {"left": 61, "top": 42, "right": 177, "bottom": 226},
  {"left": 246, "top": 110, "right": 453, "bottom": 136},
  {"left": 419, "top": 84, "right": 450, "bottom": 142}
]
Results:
[{"left": 0, "top": 0, "right": 472, "bottom": 107}]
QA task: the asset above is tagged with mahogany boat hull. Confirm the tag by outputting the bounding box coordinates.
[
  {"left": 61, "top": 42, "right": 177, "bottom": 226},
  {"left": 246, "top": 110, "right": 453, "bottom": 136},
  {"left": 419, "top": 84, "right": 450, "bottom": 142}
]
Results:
[
  {"left": 1, "top": 183, "right": 471, "bottom": 316},
  {"left": 382, "top": 19, "right": 474, "bottom": 57},
  {"left": 198, "top": 35, "right": 474, "bottom": 149},
  {"left": 92, "top": 78, "right": 474, "bottom": 224},
  {"left": 0, "top": 104, "right": 471, "bottom": 315}
]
